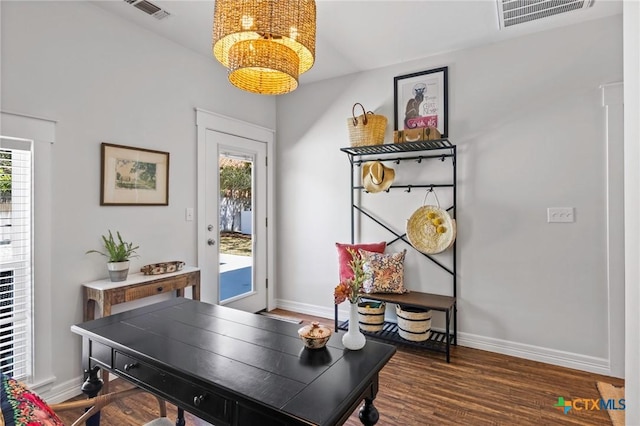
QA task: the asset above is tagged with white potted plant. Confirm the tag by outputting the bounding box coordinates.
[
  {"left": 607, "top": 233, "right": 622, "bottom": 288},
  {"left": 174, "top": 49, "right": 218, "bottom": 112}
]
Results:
[{"left": 86, "top": 230, "right": 139, "bottom": 282}]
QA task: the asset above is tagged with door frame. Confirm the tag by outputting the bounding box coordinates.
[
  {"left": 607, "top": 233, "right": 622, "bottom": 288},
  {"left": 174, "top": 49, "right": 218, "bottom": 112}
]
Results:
[
  {"left": 196, "top": 109, "right": 276, "bottom": 310},
  {"left": 601, "top": 82, "right": 625, "bottom": 378}
]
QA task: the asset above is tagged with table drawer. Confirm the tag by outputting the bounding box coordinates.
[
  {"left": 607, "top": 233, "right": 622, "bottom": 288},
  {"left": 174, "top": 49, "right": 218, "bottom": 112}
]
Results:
[
  {"left": 90, "top": 340, "right": 112, "bottom": 368},
  {"left": 124, "top": 277, "right": 186, "bottom": 301},
  {"left": 114, "top": 352, "right": 231, "bottom": 425}
]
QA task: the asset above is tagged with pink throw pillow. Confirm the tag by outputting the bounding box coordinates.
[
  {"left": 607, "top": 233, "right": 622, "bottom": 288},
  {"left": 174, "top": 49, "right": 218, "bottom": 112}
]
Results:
[{"left": 336, "top": 242, "right": 386, "bottom": 282}]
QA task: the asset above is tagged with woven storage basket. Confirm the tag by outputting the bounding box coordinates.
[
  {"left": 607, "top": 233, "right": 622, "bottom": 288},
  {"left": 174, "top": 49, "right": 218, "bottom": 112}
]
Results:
[
  {"left": 347, "top": 103, "right": 387, "bottom": 147},
  {"left": 358, "top": 300, "right": 386, "bottom": 332},
  {"left": 396, "top": 304, "right": 432, "bottom": 342}
]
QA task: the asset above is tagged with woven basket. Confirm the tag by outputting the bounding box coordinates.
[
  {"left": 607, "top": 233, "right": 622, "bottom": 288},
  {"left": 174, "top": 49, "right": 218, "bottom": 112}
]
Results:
[
  {"left": 396, "top": 304, "right": 432, "bottom": 342},
  {"left": 406, "top": 190, "right": 456, "bottom": 255},
  {"left": 347, "top": 103, "right": 387, "bottom": 147},
  {"left": 358, "top": 300, "right": 386, "bottom": 332}
]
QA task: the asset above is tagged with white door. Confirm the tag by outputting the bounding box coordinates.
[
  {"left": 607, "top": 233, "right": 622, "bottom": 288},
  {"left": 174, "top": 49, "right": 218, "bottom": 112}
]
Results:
[{"left": 204, "top": 130, "right": 267, "bottom": 313}]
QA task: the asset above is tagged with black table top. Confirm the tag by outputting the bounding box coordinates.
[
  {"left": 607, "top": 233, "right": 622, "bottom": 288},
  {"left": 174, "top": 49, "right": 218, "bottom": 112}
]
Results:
[{"left": 72, "top": 298, "right": 396, "bottom": 425}]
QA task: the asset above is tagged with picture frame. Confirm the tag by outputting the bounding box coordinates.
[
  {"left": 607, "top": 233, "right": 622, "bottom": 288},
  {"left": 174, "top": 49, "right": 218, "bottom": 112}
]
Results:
[
  {"left": 100, "top": 142, "right": 169, "bottom": 206},
  {"left": 394, "top": 66, "right": 448, "bottom": 137}
]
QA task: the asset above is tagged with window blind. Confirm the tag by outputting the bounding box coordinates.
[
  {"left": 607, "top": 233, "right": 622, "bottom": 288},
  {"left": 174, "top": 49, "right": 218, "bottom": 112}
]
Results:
[{"left": 0, "top": 141, "right": 32, "bottom": 381}]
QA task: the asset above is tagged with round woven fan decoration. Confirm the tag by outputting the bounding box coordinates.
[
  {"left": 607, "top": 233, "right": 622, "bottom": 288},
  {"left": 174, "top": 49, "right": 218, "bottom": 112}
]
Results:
[{"left": 406, "top": 205, "right": 456, "bottom": 255}]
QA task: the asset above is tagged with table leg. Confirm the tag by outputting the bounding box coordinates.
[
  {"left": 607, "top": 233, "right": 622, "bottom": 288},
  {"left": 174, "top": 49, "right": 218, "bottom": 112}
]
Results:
[
  {"left": 81, "top": 365, "right": 104, "bottom": 426},
  {"left": 84, "top": 299, "right": 96, "bottom": 322},
  {"left": 358, "top": 398, "right": 379, "bottom": 426},
  {"left": 100, "top": 302, "right": 112, "bottom": 394},
  {"left": 176, "top": 407, "right": 185, "bottom": 426},
  {"left": 446, "top": 307, "right": 451, "bottom": 363},
  {"left": 102, "top": 301, "right": 112, "bottom": 317},
  {"left": 192, "top": 282, "right": 201, "bottom": 300}
]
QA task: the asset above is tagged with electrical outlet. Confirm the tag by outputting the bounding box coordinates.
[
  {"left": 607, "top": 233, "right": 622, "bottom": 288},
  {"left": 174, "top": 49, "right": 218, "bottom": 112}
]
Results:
[
  {"left": 185, "top": 208, "right": 194, "bottom": 222},
  {"left": 547, "top": 207, "right": 574, "bottom": 223}
]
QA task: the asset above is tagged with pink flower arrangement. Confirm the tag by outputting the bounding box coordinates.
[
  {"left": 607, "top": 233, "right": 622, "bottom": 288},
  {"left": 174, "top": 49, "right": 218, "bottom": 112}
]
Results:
[{"left": 334, "top": 248, "right": 366, "bottom": 304}]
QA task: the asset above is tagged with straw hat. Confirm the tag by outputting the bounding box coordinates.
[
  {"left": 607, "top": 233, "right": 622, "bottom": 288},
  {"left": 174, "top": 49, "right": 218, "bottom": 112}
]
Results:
[
  {"left": 406, "top": 201, "right": 456, "bottom": 255},
  {"left": 362, "top": 161, "right": 395, "bottom": 193}
]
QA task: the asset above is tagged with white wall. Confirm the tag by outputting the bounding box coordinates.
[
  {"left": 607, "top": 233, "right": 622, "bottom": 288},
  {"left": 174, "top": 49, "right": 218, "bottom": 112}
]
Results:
[
  {"left": 276, "top": 16, "right": 623, "bottom": 372},
  {"left": 624, "top": 1, "right": 640, "bottom": 423},
  {"left": 0, "top": 1, "right": 275, "bottom": 398}
]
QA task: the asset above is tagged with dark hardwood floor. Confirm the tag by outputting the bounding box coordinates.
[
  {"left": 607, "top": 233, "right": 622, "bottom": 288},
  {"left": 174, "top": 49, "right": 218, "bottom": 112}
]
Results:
[{"left": 57, "top": 309, "right": 623, "bottom": 426}]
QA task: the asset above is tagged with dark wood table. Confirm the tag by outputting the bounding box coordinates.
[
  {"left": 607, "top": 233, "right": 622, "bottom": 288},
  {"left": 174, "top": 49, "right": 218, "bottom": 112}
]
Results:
[{"left": 71, "top": 298, "right": 396, "bottom": 426}]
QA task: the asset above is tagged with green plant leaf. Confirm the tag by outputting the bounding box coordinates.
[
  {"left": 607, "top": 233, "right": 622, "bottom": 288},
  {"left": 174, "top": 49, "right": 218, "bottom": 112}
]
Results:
[{"left": 86, "top": 230, "right": 139, "bottom": 262}]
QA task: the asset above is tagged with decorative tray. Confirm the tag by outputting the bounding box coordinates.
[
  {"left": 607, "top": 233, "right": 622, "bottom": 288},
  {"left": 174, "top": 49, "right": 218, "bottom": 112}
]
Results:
[{"left": 140, "top": 261, "right": 185, "bottom": 276}]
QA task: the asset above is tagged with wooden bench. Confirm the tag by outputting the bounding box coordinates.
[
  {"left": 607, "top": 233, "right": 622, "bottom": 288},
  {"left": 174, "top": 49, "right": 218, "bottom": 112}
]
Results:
[{"left": 335, "top": 291, "right": 456, "bottom": 362}]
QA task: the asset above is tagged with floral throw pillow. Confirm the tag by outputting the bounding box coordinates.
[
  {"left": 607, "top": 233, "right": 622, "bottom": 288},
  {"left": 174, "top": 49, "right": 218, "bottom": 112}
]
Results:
[
  {"left": 360, "top": 249, "right": 408, "bottom": 294},
  {"left": 1, "top": 372, "right": 64, "bottom": 426}
]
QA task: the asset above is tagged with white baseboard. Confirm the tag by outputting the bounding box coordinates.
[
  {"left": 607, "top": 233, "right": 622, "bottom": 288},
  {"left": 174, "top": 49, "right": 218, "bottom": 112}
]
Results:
[
  {"left": 458, "top": 332, "right": 611, "bottom": 376},
  {"left": 275, "top": 298, "right": 613, "bottom": 376},
  {"left": 274, "top": 299, "right": 387, "bottom": 323},
  {"left": 39, "top": 375, "right": 85, "bottom": 404},
  {"left": 275, "top": 299, "right": 336, "bottom": 320},
  {"left": 40, "top": 372, "right": 122, "bottom": 404}
]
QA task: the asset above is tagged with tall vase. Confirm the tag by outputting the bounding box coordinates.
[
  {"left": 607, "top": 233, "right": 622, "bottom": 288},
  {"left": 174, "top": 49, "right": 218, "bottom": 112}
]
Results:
[{"left": 342, "top": 302, "right": 366, "bottom": 350}]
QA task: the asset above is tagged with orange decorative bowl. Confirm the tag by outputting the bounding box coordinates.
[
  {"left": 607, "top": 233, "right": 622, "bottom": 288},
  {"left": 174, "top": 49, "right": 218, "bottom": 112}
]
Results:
[{"left": 298, "top": 321, "right": 332, "bottom": 349}]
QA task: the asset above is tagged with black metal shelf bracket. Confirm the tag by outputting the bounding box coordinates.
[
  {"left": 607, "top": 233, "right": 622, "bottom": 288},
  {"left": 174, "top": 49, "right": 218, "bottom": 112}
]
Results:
[
  {"left": 340, "top": 139, "right": 454, "bottom": 156},
  {"left": 356, "top": 183, "right": 454, "bottom": 193}
]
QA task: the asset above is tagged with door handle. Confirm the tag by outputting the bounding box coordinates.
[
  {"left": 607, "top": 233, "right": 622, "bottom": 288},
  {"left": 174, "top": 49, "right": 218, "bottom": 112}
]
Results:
[{"left": 207, "top": 239, "right": 216, "bottom": 246}]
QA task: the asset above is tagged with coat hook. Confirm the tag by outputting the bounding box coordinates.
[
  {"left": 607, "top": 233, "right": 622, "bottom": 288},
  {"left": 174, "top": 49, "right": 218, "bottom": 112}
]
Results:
[
  {"left": 405, "top": 185, "right": 412, "bottom": 193},
  {"left": 395, "top": 159, "right": 401, "bottom": 165},
  {"left": 416, "top": 156, "right": 423, "bottom": 164},
  {"left": 440, "top": 155, "right": 446, "bottom": 162}
]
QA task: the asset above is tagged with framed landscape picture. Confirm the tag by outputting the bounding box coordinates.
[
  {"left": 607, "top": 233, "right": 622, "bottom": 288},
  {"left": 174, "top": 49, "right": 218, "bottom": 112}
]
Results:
[
  {"left": 394, "top": 66, "right": 448, "bottom": 137},
  {"left": 100, "top": 143, "right": 169, "bottom": 206}
]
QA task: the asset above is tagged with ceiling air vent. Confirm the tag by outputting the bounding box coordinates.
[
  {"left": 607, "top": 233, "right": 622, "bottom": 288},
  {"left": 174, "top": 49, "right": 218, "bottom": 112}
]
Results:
[
  {"left": 497, "top": 0, "right": 594, "bottom": 28},
  {"left": 124, "top": 0, "right": 170, "bottom": 20}
]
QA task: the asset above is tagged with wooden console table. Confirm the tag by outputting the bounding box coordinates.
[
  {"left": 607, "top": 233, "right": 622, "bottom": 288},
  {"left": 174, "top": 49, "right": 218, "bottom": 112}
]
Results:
[{"left": 82, "top": 266, "right": 200, "bottom": 322}]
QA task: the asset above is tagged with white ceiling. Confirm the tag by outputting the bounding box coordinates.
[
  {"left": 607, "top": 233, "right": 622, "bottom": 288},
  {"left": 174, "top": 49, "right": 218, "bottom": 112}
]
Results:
[{"left": 91, "top": 0, "right": 622, "bottom": 86}]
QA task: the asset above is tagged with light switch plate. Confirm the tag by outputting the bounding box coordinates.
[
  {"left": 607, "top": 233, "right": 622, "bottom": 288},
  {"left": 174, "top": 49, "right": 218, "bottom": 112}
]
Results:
[
  {"left": 185, "top": 208, "right": 194, "bottom": 221},
  {"left": 547, "top": 207, "right": 574, "bottom": 223}
]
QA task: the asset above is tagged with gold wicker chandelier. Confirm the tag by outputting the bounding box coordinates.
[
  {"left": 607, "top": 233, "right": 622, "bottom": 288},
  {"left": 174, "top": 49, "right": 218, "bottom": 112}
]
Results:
[{"left": 212, "top": 0, "right": 316, "bottom": 95}]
